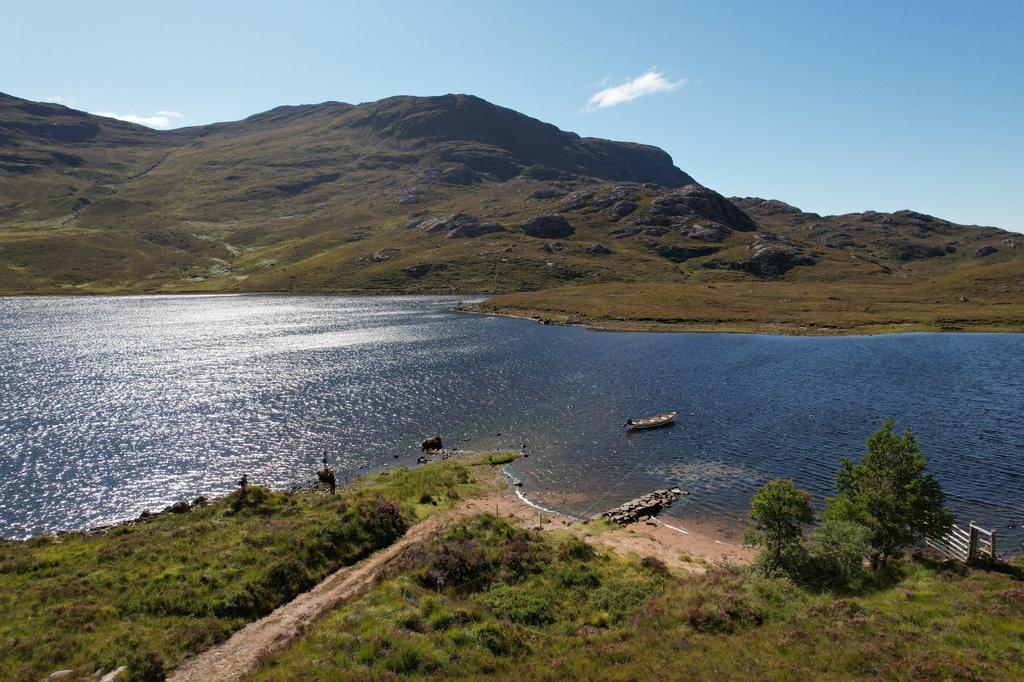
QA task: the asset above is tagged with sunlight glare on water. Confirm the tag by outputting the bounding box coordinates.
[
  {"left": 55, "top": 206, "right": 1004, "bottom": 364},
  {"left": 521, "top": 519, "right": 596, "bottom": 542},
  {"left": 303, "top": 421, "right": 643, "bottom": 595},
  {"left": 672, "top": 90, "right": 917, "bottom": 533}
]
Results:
[{"left": 1, "top": 294, "right": 1023, "bottom": 552}]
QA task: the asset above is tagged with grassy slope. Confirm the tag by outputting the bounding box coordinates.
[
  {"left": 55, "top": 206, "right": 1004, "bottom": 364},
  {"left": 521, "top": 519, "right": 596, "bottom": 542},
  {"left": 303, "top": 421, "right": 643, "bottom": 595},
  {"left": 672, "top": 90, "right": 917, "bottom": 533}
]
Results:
[
  {"left": 249, "top": 516, "right": 1024, "bottom": 681},
  {"left": 3, "top": 94, "right": 1022, "bottom": 338},
  {"left": 0, "top": 458, "right": 502, "bottom": 682},
  {"left": 469, "top": 268, "right": 1024, "bottom": 335}
]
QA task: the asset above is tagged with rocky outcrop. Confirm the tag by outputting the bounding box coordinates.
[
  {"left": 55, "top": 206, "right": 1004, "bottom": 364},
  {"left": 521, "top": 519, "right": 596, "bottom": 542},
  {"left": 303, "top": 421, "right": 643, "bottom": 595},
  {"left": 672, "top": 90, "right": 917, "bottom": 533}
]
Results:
[
  {"left": 417, "top": 212, "right": 479, "bottom": 234},
  {"left": 879, "top": 239, "right": 947, "bottom": 260},
  {"left": 975, "top": 245, "right": 998, "bottom": 257},
  {"left": 558, "top": 185, "right": 638, "bottom": 214},
  {"left": 647, "top": 242, "right": 720, "bottom": 263},
  {"left": 403, "top": 263, "right": 446, "bottom": 278},
  {"left": 704, "top": 234, "right": 819, "bottom": 278},
  {"left": 598, "top": 488, "right": 686, "bottom": 524},
  {"left": 372, "top": 249, "right": 399, "bottom": 262},
  {"left": 418, "top": 162, "right": 478, "bottom": 185},
  {"left": 648, "top": 185, "right": 757, "bottom": 232},
  {"left": 530, "top": 186, "right": 565, "bottom": 200},
  {"left": 446, "top": 221, "right": 505, "bottom": 239},
  {"left": 610, "top": 200, "right": 638, "bottom": 220},
  {"left": 520, "top": 214, "right": 574, "bottom": 238},
  {"left": 679, "top": 223, "right": 730, "bottom": 243}
]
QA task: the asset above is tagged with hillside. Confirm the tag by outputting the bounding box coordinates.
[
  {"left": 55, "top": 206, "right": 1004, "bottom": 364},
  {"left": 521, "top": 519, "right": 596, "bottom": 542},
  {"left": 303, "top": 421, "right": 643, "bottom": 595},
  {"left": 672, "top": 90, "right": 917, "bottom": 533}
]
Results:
[
  {"left": 1, "top": 91, "right": 1021, "bottom": 322},
  {"left": 4, "top": 453, "right": 1023, "bottom": 681}
]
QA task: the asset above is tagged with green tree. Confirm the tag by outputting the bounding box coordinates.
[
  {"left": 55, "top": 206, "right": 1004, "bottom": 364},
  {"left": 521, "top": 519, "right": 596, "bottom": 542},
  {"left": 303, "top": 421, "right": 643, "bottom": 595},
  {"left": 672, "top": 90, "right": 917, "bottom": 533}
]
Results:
[
  {"left": 745, "top": 479, "right": 814, "bottom": 575},
  {"left": 806, "top": 518, "right": 872, "bottom": 588},
  {"left": 823, "top": 419, "right": 953, "bottom": 568}
]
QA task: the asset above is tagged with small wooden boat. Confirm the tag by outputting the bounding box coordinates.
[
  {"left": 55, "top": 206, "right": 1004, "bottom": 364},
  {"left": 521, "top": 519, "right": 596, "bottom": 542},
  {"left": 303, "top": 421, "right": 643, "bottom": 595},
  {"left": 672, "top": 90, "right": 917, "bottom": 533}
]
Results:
[{"left": 624, "top": 411, "right": 677, "bottom": 431}]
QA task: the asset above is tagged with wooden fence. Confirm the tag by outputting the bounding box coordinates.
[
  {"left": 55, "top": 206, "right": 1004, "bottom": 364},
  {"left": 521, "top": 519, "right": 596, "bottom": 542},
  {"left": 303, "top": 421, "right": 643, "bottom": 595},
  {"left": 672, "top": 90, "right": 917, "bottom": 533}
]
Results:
[{"left": 925, "top": 522, "right": 998, "bottom": 563}]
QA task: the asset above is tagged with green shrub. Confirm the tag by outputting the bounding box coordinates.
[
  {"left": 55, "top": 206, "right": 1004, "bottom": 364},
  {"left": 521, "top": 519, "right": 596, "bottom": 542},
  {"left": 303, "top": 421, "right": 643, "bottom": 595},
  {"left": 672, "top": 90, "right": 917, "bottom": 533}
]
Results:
[
  {"left": 484, "top": 585, "right": 554, "bottom": 625},
  {"left": 472, "top": 623, "right": 520, "bottom": 655},
  {"left": 640, "top": 556, "right": 670, "bottom": 576},
  {"left": 589, "top": 577, "right": 661, "bottom": 624},
  {"left": 128, "top": 650, "right": 166, "bottom": 682},
  {"left": 557, "top": 536, "right": 596, "bottom": 562},
  {"left": 806, "top": 519, "right": 872, "bottom": 588},
  {"left": 556, "top": 564, "right": 601, "bottom": 588}
]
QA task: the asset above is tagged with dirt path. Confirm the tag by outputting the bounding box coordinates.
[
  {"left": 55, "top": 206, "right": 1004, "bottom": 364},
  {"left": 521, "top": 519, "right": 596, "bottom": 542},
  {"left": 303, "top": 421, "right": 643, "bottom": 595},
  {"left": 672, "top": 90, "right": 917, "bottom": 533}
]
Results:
[
  {"left": 170, "top": 485, "right": 545, "bottom": 682},
  {"left": 170, "top": 472, "right": 748, "bottom": 681},
  {"left": 169, "top": 514, "right": 448, "bottom": 682}
]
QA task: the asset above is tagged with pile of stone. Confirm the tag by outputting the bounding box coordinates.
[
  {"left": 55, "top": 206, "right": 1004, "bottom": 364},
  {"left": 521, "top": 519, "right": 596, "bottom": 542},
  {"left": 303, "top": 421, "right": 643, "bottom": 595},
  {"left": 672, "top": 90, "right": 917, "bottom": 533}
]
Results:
[{"left": 598, "top": 488, "right": 687, "bottom": 525}]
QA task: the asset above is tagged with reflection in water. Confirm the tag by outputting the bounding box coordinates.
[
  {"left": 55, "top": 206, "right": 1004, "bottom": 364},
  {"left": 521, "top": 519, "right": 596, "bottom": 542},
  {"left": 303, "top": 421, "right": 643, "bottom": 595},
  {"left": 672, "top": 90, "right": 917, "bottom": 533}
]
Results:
[{"left": 1, "top": 294, "right": 1023, "bottom": 552}]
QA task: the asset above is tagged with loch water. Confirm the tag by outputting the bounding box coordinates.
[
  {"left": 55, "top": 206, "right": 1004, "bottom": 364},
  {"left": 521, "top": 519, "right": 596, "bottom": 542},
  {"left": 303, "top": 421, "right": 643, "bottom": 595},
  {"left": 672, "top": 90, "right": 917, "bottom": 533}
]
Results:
[{"left": 1, "top": 295, "right": 1022, "bottom": 551}]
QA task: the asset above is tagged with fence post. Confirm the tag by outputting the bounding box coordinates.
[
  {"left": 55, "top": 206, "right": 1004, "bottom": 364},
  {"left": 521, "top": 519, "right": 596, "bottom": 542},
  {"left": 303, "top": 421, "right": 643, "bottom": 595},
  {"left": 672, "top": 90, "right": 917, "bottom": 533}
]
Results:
[
  {"left": 968, "top": 522, "right": 978, "bottom": 562},
  {"left": 990, "top": 530, "right": 997, "bottom": 560}
]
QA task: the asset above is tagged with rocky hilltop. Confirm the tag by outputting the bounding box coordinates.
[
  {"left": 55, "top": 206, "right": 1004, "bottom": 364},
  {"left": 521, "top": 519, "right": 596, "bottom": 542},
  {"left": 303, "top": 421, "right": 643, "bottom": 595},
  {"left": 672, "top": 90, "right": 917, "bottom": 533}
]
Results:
[{"left": 0, "top": 91, "right": 1020, "bottom": 299}]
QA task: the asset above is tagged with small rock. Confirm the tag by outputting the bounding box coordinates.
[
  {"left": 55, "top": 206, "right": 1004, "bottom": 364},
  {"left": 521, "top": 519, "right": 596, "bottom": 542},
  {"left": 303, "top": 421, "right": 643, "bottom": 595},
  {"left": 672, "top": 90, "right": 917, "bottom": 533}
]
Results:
[
  {"left": 192, "top": 495, "right": 208, "bottom": 507},
  {"left": 47, "top": 671, "right": 74, "bottom": 681},
  {"left": 403, "top": 263, "right": 433, "bottom": 278},
  {"left": 610, "top": 200, "right": 638, "bottom": 219},
  {"left": 588, "top": 243, "right": 613, "bottom": 256},
  {"left": 166, "top": 500, "right": 190, "bottom": 514},
  {"left": 975, "top": 245, "right": 998, "bottom": 257},
  {"left": 100, "top": 666, "right": 128, "bottom": 682}
]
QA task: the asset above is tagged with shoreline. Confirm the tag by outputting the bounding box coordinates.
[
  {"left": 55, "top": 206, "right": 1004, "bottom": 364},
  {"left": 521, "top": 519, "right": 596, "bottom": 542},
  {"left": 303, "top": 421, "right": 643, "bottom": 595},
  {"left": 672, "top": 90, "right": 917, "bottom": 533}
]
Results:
[
  {"left": 4, "top": 289, "right": 1021, "bottom": 336},
  {"left": 2, "top": 452, "right": 753, "bottom": 568},
  {"left": 458, "top": 303, "right": 1024, "bottom": 337}
]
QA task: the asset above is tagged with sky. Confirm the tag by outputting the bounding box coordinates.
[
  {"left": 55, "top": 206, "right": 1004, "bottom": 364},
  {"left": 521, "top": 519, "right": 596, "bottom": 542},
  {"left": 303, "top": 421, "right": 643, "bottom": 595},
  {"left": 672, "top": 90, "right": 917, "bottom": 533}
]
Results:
[{"left": 3, "top": 1, "right": 1022, "bottom": 231}]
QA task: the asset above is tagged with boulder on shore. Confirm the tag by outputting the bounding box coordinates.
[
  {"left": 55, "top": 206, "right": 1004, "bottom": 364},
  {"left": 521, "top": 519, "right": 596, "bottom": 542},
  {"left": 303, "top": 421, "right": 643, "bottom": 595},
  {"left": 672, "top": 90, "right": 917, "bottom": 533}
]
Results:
[{"left": 422, "top": 435, "right": 443, "bottom": 451}]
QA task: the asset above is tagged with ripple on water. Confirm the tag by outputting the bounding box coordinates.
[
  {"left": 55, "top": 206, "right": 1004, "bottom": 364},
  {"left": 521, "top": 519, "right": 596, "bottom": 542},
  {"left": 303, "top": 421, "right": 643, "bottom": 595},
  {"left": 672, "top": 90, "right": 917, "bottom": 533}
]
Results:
[{"left": 1, "top": 296, "right": 1023, "bottom": 551}]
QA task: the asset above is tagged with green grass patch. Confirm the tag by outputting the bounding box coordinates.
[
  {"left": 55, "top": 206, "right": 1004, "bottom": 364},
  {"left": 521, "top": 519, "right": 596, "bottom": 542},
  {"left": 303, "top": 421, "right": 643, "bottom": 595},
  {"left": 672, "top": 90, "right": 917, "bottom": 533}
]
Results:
[
  {"left": 471, "top": 451, "right": 522, "bottom": 466},
  {"left": 0, "top": 459, "right": 489, "bottom": 681},
  {"left": 248, "top": 515, "right": 1024, "bottom": 681},
  {"left": 349, "top": 460, "right": 485, "bottom": 521}
]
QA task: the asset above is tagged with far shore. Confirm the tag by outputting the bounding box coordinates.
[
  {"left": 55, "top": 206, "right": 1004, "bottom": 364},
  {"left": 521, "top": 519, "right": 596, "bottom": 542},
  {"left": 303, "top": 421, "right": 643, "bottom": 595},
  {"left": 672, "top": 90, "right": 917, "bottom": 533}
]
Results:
[
  {"left": 460, "top": 279, "right": 1024, "bottom": 337},
  {"left": 457, "top": 302, "right": 1024, "bottom": 336}
]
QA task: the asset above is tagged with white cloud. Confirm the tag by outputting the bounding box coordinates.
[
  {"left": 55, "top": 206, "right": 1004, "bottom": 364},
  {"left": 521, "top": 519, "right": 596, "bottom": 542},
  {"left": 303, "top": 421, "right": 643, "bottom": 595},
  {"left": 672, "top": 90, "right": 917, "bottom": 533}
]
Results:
[
  {"left": 587, "top": 69, "right": 684, "bottom": 110},
  {"left": 90, "top": 110, "right": 185, "bottom": 129}
]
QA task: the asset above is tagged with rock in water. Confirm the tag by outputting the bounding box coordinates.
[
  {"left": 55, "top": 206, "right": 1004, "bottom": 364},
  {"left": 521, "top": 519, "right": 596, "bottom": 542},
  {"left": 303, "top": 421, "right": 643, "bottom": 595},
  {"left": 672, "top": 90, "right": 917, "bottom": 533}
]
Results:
[{"left": 598, "top": 488, "right": 686, "bottom": 525}]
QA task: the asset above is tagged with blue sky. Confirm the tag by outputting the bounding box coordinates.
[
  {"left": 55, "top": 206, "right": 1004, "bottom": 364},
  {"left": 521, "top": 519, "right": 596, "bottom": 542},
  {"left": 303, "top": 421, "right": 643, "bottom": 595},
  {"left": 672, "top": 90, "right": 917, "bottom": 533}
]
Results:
[{"left": 4, "top": 1, "right": 1022, "bottom": 231}]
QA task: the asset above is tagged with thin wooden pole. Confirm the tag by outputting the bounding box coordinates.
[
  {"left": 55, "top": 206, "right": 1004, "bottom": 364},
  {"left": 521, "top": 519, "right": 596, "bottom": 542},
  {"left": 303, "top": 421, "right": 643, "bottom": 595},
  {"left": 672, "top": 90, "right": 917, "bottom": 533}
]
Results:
[{"left": 968, "top": 522, "right": 979, "bottom": 562}]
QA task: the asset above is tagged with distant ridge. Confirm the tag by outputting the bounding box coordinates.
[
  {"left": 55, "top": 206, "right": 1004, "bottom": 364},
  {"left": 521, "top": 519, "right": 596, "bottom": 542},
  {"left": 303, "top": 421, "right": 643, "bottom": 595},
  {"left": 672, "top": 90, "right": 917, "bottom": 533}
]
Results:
[{"left": 0, "top": 90, "right": 1019, "bottom": 297}]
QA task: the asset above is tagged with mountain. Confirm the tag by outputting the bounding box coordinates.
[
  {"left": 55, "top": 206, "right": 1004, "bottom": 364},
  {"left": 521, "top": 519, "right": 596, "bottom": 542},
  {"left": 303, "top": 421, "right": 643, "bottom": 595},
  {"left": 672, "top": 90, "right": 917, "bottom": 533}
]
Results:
[{"left": 0, "top": 91, "right": 1020, "bottom": 300}]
